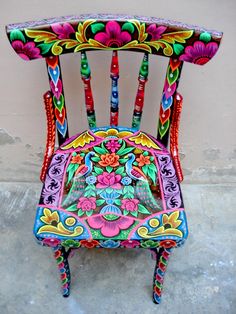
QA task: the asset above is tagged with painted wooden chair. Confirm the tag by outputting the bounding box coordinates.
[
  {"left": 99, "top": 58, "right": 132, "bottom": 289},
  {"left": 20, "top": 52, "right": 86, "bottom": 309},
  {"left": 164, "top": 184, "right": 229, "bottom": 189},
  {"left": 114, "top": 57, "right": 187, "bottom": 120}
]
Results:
[{"left": 6, "top": 14, "right": 222, "bottom": 303}]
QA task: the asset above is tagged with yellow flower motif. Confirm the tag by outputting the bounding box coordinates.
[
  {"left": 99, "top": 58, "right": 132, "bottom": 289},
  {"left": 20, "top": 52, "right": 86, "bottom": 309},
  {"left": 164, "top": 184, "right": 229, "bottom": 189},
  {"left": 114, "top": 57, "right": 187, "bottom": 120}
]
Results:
[
  {"left": 40, "top": 208, "right": 59, "bottom": 225},
  {"left": 162, "top": 211, "right": 182, "bottom": 229},
  {"left": 61, "top": 131, "right": 95, "bottom": 150},
  {"left": 137, "top": 211, "right": 183, "bottom": 239},
  {"left": 128, "top": 132, "right": 161, "bottom": 150},
  {"left": 38, "top": 208, "right": 83, "bottom": 237},
  {"left": 94, "top": 128, "right": 132, "bottom": 138}
]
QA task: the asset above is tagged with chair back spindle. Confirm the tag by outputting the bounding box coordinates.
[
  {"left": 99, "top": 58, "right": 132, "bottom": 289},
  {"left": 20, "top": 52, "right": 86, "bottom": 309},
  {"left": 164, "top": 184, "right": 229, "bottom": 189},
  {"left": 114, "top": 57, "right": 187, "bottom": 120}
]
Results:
[
  {"left": 46, "top": 56, "right": 69, "bottom": 145},
  {"left": 80, "top": 51, "right": 96, "bottom": 128},
  {"left": 110, "top": 51, "right": 119, "bottom": 126},
  {"left": 157, "top": 59, "right": 183, "bottom": 147},
  {"left": 132, "top": 53, "right": 149, "bottom": 130}
]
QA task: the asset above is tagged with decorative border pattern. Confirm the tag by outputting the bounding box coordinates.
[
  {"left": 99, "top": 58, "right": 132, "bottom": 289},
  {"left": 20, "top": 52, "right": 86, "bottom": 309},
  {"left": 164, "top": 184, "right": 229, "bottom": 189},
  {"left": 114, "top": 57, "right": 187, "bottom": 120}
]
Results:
[
  {"left": 157, "top": 154, "right": 182, "bottom": 209},
  {"left": 40, "top": 91, "right": 56, "bottom": 182},
  {"left": 46, "top": 56, "right": 68, "bottom": 142},
  {"left": 40, "top": 153, "right": 69, "bottom": 206},
  {"left": 6, "top": 16, "right": 222, "bottom": 64},
  {"left": 157, "top": 59, "right": 182, "bottom": 144}
]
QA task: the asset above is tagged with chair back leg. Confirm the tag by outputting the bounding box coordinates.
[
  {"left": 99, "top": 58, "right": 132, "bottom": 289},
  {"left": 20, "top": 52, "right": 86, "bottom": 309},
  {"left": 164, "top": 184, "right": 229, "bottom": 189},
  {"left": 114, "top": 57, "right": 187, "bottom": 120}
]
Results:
[
  {"left": 151, "top": 247, "right": 173, "bottom": 304},
  {"left": 53, "top": 246, "right": 71, "bottom": 297}
]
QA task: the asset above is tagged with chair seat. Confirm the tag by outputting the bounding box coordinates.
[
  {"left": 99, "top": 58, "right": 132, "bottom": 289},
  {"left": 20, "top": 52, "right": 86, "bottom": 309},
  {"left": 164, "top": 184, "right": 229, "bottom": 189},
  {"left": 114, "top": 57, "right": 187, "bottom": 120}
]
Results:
[{"left": 34, "top": 126, "right": 188, "bottom": 249}]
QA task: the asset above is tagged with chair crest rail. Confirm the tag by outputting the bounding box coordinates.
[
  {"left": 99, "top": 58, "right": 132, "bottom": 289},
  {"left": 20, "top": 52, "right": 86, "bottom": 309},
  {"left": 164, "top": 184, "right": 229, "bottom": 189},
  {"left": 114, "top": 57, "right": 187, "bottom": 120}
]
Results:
[{"left": 6, "top": 14, "right": 222, "bottom": 65}]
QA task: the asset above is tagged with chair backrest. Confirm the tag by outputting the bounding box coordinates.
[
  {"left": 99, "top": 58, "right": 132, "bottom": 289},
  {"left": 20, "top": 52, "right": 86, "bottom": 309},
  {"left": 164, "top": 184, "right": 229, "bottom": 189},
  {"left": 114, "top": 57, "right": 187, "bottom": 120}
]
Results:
[{"left": 6, "top": 14, "right": 223, "bottom": 147}]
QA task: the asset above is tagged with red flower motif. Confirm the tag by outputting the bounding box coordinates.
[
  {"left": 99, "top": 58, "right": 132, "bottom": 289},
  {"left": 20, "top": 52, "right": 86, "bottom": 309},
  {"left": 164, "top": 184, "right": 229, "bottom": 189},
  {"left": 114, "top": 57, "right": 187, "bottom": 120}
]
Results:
[
  {"left": 77, "top": 197, "right": 96, "bottom": 211},
  {"left": 51, "top": 22, "right": 75, "bottom": 39},
  {"left": 179, "top": 41, "right": 218, "bottom": 65},
  {"left": 120, "top": 240, "right": 140, "bottom": 248},
  {"left": 42, "top": 238, "right": 61, "bottom": 247},
  {"left": 99, "top": 153, "right": 120, "bottom": 167},
  {"left": 136, "top": 155, "right": 150, "bottom": 167},
  {"left": 94, "top": 21, "right": 131, "bottom": 47},
  {"left": 160, "top": 239, "right": 176, "bottom": 248},
  {"left": 146, "top": 24, "right": 167, "bottom": 40},
  {"left": 80, "top": 239, "right": 100, "bottom": 248},
  {"left": 12, "top": 40, "right": 42, "bottom": 60},
  {"left": 96, "top": 172, "right": 122, "bottom": 189}
]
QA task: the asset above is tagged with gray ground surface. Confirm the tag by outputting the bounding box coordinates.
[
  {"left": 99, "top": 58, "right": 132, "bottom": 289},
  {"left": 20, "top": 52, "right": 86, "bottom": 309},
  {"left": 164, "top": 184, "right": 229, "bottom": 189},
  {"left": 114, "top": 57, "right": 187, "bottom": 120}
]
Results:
[{"left": 0, "top": 182, "right": 235, "bottom": 314}]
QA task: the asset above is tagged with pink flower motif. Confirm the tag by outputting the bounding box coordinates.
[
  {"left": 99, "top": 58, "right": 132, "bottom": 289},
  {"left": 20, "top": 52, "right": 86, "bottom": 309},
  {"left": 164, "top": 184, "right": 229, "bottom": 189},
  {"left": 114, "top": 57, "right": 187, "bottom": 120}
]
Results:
[
  {"left": 51, "top": 22, "right": 75, "bottom": 39},
  {"left": 42, "top": 238, "right": 61, "bottom": 247},
  {"left": 96, "top": 172, "right": 122, "bottom": 189},
  {"left": 94, "top": 21, "right": 131, "bottom": 47},
  {"left": 12, "top": 40, "right": 42, "bottom": 60},
  {"left": 87, "top": 215, "right": 134, "bottom": 237},
  {"left": 146, "top": 24, "right": 167, "bottom": 41},
  {"left": 105, "top": 140, "right": 121, "bottom": 153},
  {"left": 121, "top": 199, "right": 139, "bottom": 212},
  {"left": 179, "top": 41, "right": 218, "bottom": 65},
  {"left": 120, "top": 240, "right": 140, "bottom": 248},
  {"left": 77, "top": 197, "right": 96, "bottom": 211}
]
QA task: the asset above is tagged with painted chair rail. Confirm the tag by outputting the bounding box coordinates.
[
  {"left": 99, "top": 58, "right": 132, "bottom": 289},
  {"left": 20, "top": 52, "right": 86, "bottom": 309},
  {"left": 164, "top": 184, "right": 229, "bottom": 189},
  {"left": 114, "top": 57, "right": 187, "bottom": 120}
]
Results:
[{"left": 6, "top": 14, "right": 222, "bottom": 64}]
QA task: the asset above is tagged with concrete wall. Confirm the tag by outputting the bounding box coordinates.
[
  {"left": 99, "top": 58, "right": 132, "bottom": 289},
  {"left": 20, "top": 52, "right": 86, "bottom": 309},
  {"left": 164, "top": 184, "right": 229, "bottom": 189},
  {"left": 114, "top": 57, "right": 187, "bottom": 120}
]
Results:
[{"left": 0, "top": 0, "right": 235, "bottom": 183}]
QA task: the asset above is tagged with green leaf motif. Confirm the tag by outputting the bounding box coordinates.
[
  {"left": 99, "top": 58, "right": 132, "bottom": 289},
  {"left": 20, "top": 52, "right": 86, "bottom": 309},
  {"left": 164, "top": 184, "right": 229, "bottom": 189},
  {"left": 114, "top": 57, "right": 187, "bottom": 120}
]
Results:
[
  {"left": 123, "top": 186, "right": 134, "bottom": 194},
  {"left": 77, "top": 208, "right": 84, "bottom": 216},
  {"left": 86, "top": 210, "right": 93, "bottom": 216},
  {"left": 53, "top": 94, "right": 64, "bottom": 112},
  {"left": 94, "top": 166, "right": 103, "bottom": 174},
  {"left": 118, "top": 147, "right": 135, "bottom": 156},
  {"left": 91, "top": 156, "right": 100, "bottom": 162},
  {"left": 123, "top": 209, "right": 129, "bottom": 216},
  {"left": 142, "top": 164, "right": 149, "bottom": 176},
  {"left": 130, "top": 211, "right": 138, "bottom": 217},
  {"left": 159, "top": 119, "right": 170, "bottom": 139},
  {"left": 115, "top": 167, "right": 125, "bottom": 175},
  {"left": 66, "top": 204, "right": 78, "bottom": 212},
  {"left": 94, "top": 146, "right": 107, "bottom": 155},
  {"left": 119, "top": 158, "right": 128, "bottom": 164},
  {"left": 199, "top": 32, "right": 211, "bottom": 43},
  {"left": 106, "top": 166, "right": 113, "bottom": 173},
  {"left": 38, "top": 43, "right": 53, "bottom": 54},
  {"left": 10, "top": 29, "right": 26, "bottom": 43},
  {"left": 173, "top": 43, "right": 184, "bottom": 55},
  {"left": 147, "top": 168, "right": 156, "bottom": 185},
  {"left": 167, "top": 67, "right": 179, "bottom": 85},
  {"left": 66, "top": 164, "right": 79, "bottom": 184},
  {"left": 122, "top": 22, "right": 135, "bottom": 33},
  {"left": 114, "top": 199, "right": 121, "bottom": 205},
  {"left": 138, "top": 204, "right": 150, "bottom": 214},
  {"left": 91, "top": 22, "right": 105, "bottom": 34},
  {"left": 96, "top": 199, "right": 105, "bottom": 206},
  {"left": 148, "top": 163, "right": 157, "bottom": 171}
]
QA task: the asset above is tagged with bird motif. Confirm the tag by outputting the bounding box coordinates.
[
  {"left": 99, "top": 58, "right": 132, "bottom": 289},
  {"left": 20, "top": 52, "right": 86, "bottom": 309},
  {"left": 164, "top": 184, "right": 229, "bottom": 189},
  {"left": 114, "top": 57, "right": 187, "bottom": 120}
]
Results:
[
  {"left": 62, "top": 151, "right": 96, "bottom": 208},
  {"left": 125, "top": 153, "right": 147, "bottom": 181},
  {"left": 125, "top": 153, "right": 162, "bottom": 211},
  {"left": 74, "top": 151, "right": 96, "bottom": 177}
]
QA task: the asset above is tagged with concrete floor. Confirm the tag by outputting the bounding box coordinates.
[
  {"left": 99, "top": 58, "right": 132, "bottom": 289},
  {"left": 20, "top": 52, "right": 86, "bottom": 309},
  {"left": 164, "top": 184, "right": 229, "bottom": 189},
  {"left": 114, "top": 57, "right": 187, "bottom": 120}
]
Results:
[{"left": 0, "top": 182, "right": 235, "bottom": 314}]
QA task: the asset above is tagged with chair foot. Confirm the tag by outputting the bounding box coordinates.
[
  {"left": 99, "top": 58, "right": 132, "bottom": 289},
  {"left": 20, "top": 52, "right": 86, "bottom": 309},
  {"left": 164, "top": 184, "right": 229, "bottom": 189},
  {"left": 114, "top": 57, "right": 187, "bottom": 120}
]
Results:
[
  {"left": 53, "top": 246, "right": 71, "bottom": 297},
  {"left": 151, "top": 247, "right": 172, "bottom": 304}
]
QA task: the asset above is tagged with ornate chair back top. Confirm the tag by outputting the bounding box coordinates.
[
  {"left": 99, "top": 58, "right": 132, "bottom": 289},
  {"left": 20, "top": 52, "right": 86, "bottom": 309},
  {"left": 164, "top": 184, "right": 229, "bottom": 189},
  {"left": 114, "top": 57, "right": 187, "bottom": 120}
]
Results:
[{"left": 6, "top": 14, "right": 223, "bottom": 146}]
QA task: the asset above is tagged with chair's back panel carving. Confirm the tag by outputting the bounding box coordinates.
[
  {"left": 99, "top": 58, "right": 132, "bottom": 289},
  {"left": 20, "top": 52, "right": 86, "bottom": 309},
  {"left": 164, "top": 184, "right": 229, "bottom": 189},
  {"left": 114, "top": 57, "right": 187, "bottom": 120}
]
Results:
[{"left": 6, "top": 14, "right": 223, "bottom": 146}]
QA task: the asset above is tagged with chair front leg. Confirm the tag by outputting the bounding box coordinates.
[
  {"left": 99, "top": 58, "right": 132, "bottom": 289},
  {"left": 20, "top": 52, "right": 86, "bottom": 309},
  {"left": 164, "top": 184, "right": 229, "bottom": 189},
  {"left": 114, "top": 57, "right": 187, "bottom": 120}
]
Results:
[
  {"left": 53, "top": 246, "right": 71, "bottom": 297},
  {"left": 152, "top": 247, "right": 172, "bottom": 304}
]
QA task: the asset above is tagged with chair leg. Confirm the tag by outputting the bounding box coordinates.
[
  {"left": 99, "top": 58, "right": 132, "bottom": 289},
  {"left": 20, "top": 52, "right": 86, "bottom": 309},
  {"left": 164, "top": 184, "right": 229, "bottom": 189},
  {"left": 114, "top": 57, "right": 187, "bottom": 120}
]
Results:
[
  {"left": 53, "top": 246, "right": 71, "bottom": 297},
  {"left": 151, "top": 247, "right": 172, "bottom": 304}
]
